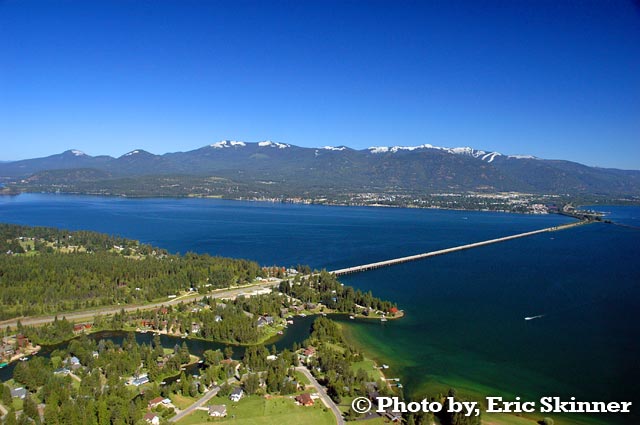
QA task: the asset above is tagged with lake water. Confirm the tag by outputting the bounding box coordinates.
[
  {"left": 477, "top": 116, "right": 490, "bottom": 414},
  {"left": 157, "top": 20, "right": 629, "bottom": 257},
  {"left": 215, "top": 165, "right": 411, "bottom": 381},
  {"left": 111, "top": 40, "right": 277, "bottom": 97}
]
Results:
[{"left": 1, "top": 194, "right": 638, "bottom": 424}]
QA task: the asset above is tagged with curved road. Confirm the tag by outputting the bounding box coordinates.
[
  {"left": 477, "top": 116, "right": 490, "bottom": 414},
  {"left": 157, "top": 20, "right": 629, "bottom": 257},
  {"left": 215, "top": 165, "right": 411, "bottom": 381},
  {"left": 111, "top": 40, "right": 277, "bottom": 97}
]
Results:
[
  {"left": 169, "top": 385, "right": 221, "bottom": 423},
  {"left": 296, "top": 366, "right": 345, "bottom": 425}
]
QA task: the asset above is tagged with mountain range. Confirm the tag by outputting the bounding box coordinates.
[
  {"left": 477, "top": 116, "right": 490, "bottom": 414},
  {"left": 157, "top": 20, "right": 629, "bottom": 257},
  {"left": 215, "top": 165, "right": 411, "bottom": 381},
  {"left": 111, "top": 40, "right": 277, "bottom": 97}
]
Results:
[{"left": 1, "top": 141, "right": 639, "bottom": 198}]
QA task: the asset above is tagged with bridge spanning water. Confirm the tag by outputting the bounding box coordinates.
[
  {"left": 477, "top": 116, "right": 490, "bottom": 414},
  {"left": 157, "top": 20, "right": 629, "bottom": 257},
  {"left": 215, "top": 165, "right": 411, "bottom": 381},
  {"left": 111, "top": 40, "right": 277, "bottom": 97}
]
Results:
[{"left": 331, "top": 220, "right": 587, "bottom": 276}]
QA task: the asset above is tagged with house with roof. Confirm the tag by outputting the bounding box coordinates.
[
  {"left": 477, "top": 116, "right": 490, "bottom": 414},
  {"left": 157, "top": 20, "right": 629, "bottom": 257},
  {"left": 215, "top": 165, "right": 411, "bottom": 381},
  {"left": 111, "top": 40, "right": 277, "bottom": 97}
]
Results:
[
  {"left": 295, "top": 393, "right": 314, "bottom": 406},
  {"left": 208, "top": 404, "right": 227, "bottom": 417},
  {"left": 130, "top": 374, "right": 150, "bottom": 386},
  {"left": 229, "top": 387, "right": 244, "bottom": 402},
  {"left": 148, "top": 396, "right": 165, "bottom": 409},
  {"left": 54, "top": 367, "right": 71, "bottom": 376},
  {"left": 11, "top": 387, "right": 27, "bottom": 399},
  {"left": 256, "top": 315, "right": 274, "bottom": 327},
  {"left": 144, "top": 413, "right": 160, "bottom": 425}
]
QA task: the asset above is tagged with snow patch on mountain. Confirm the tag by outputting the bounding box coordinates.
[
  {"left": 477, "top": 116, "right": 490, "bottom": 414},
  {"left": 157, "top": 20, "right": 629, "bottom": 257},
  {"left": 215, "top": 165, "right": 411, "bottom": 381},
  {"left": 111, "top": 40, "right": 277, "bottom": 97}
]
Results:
[
  {"left": 258, "top": 141, "right": 290, "bottom": 149},
  {"left": 367, "top": 144, "right": 507, "bottom": 162},
  {"left": 210, "top": 140, "right": 247, "bottom": 148},
  {"left": 322, "top": 146, "right": 347, "bottom": 151},
  {"left": 124, "top": 150, "right": 140, "bottom": 156},
  {"left": 71, "top": 150, "right": 86, "bottom": 157},
  {"left": 368, "top": 146, "right": 390, "bottom": 154}
]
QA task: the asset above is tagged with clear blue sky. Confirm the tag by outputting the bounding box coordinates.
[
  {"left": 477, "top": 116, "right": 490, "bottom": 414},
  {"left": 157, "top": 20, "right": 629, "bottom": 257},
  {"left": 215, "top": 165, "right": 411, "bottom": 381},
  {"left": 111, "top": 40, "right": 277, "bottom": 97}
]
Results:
[{"left": 1, "top": 0, "right": 639, "bottom": 169}]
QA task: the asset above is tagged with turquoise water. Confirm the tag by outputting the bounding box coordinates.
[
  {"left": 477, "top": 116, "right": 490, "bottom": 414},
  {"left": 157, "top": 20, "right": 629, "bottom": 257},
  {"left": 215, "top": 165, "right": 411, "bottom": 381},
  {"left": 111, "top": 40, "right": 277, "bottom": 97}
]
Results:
[{"left": 1, "top": 195, "right": 638, "bottom": 423}]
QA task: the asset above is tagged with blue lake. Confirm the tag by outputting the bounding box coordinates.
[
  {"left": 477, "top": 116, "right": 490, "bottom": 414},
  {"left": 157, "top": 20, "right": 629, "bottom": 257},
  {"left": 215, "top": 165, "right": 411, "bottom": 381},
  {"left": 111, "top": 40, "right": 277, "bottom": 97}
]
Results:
[{"left": 1, "top": 194, "right": 638, "bottom": 424}]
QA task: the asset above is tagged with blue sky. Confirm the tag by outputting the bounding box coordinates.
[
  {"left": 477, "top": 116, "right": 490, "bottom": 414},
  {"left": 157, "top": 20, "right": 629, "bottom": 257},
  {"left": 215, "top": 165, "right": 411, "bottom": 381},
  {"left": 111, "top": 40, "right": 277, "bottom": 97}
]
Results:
[{"left": 1, "top": 0, "right": 639, "bottom": 169}]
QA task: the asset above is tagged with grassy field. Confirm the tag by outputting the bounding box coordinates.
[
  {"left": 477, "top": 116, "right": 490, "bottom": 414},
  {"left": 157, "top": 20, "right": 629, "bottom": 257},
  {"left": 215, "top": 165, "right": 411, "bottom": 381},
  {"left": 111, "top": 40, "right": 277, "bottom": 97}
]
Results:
[
  {"left": 294, "top": 370, "right": 311, "bottom": 386},
  {"left": 349, "top": 358, "right": 381, "bottom": 381},
  {"left": 172, "top": 393, "right": 200, "bottom": 410},
  {"left": 177, "top": 395, "right": 335, "bottom": 425}
]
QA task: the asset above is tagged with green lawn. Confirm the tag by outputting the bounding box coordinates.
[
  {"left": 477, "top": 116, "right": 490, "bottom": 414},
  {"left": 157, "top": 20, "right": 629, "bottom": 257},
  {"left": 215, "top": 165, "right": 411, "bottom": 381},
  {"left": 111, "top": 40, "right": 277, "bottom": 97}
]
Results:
[
  {"left": 349, "top": 358, "right": 380, "bottom": 381},
  {"left": 172, "top": 393, "right": 200, "bottom": 410},
  {"left": 294, "top": 370, "right": 310, "bottom": 386},
  {"left": 177, "top": 395, "right": 335, "bottom": 425}
]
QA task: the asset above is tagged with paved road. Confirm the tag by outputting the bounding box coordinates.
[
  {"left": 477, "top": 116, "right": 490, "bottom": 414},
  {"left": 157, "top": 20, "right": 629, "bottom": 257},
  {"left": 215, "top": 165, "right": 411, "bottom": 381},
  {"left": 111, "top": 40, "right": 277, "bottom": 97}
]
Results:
[
  {"left": 0, "top": 282, "right": 279, "bottom": 331},
  {"left": 296, "top": 366, "right": 345, "bottom": 425},
  {"left": 169, "top": 385, "right": 221, "bottom": 423}
]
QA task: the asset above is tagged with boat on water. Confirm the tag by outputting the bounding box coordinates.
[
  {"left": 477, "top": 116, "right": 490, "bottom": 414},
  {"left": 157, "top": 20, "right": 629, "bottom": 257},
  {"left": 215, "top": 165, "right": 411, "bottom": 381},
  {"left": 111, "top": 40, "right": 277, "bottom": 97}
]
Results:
[
  {"left": 349, "top": 315, "right": 354, "bottom": 320},
  {"left": 380, "top": 317, "right": 387, "bottom": 322},
  {"left": 524, "top": 315, "right": 544, "bottom": 321},
  {"left": 0, "top": 362, "right": 8, "bottom": 369}
]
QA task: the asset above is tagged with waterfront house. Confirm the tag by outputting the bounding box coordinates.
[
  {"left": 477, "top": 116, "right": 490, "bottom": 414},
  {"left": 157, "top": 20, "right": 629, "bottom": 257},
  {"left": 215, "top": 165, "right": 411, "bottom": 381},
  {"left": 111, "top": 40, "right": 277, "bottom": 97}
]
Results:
[
  {"left": 208, "top": 404, "right": 227, "bottom": 417},
  {"left": 73, "top": 323, "right": 93, "bottom": 334},
  {"left": 257, "top": 315, "right": 274, "bottom": 327},
  {"left": 16, "top": 334, "right": 28, "bottom": 348}
]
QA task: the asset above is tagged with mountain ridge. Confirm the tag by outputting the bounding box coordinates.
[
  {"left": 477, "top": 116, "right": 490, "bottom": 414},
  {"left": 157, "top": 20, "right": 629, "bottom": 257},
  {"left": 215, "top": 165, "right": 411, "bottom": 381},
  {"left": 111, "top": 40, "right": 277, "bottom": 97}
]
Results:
[{"left": 1, "top": 141, "right": 639, "bottom": 200}]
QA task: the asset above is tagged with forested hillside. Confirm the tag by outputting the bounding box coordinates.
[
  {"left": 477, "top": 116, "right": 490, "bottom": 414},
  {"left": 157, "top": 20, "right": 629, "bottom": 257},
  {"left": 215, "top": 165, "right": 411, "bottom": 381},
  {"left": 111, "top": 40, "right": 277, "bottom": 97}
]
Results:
[{"left": 0, "top": 223, "right": 262, "bottom": 319}]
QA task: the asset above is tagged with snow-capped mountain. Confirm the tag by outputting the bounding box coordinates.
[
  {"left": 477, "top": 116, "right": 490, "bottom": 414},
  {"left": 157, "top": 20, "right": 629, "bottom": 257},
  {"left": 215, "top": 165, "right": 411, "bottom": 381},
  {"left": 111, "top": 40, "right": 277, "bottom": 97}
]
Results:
[{"left": 0, "top": 141, "right": 638, "bottom": 196}]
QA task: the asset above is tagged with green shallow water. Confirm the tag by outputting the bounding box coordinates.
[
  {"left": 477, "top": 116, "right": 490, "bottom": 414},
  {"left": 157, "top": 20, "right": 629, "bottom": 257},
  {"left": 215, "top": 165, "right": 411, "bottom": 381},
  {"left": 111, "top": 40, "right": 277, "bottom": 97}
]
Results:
[{"left": 336, "top": 212, "right": 640, "bottom": 424}]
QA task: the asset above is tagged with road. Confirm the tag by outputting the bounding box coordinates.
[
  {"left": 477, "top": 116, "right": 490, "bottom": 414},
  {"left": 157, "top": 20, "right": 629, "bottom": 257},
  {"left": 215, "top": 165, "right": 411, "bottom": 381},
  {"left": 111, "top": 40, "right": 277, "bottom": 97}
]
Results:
[
  {"left": 169, "top": 385, "right": 221, "bottom": 423},
  {"left": 296, "top": 366, "right": 345, "bottom": 425},
  {"left": 0, "top": 281, "right": 280, "bottom": 331}
]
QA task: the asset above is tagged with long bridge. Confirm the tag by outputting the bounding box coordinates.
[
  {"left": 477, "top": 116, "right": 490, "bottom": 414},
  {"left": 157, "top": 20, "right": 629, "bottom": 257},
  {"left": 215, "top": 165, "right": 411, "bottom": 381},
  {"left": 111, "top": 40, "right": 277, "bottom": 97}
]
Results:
[{"left": 331, "top": 220, "right": 588, "bottom": 276}]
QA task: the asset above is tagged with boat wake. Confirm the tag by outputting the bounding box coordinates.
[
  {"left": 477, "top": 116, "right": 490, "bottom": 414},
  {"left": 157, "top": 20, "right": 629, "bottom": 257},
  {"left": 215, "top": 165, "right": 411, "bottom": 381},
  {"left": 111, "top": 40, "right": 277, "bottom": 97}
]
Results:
[{"left": 524, "top": 314, "right": 544, "bottom": 321}]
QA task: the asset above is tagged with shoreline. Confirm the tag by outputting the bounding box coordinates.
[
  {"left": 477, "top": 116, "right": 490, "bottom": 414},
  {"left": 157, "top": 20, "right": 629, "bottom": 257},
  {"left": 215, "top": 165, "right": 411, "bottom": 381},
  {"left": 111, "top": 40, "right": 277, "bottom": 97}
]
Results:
[{"left": 3, "top": 190, "right": 622, "bottom": 216}]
